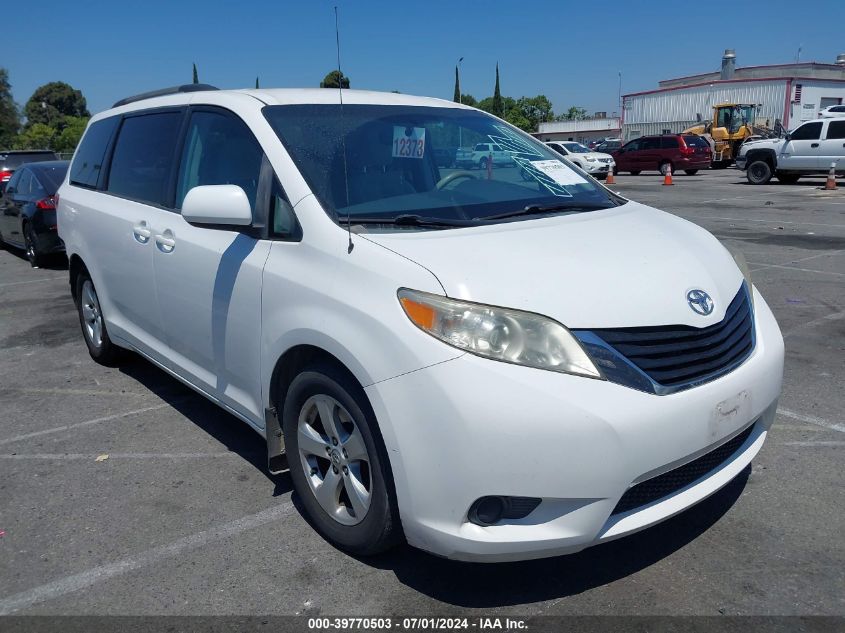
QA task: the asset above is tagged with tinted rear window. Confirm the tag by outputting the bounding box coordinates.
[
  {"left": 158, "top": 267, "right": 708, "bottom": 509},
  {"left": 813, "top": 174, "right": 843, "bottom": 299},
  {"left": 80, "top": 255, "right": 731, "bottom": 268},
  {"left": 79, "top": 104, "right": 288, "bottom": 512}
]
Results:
[
  {"left": 827, "top": 120, "right": 845, "bottom": 140},
  {"left": 683, "top": 135, "right": 709, "bottom": 148},
  {"left": 107, "top": 112, "right": 182, "bottom": 205},
  {"left": 31, "top": 163, "right": 69, "bottom": 193},
  {"left": 70, "top": 117, "right": 119, "bottom": 189},
  {"left": 0, "top": 152, "right": 58, "bottom": 169}
]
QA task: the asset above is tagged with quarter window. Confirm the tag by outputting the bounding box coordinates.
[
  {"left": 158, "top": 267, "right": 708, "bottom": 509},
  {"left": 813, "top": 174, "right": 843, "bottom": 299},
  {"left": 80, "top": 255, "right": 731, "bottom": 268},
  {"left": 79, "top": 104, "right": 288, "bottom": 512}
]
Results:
[
  {"left": 70, "top": 117, "right": 119, "bottom": 189},
  {"left": 661, "top": 137, "right": 679, "bottom": 149},
  {"left": 107, "top": 112, "right": 182, "bottom": 205},
  {"left": 175, "top": 110, "right": 263, "bottom": 211},
  {"left": 826, "top": 120, "right": 845, "bottom": 140},
  {"left": 790, "top": 122, "right": 822, "bottom": 141}
]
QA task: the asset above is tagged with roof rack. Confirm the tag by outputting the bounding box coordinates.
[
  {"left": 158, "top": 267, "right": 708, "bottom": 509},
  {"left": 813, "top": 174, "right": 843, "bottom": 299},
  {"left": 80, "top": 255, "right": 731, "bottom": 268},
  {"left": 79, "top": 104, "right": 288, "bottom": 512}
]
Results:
[{"left": 112, "top": 84, "right": 219, "bottom": 108}]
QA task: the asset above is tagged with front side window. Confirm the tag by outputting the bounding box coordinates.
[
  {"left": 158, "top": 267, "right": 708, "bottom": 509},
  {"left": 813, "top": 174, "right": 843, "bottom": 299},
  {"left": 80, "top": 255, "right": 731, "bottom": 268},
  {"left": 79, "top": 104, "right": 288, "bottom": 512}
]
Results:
[
  {"left": 264, "top": 104, "right": 616, "bottom": 228},
  {"left": 790, "top": 121, "right": 822, "bottom": 141},
  {"left": 107, "top": 112, "right": 182, "bottom": 205},
  {"left": 70, "top": 117, "right": 119, "bottom": 189},
  {"left": 175, "top": 110, "right": 263, "bottom": 210},
  {"left": 622, "top": 139, "right": 640, "bottom": 152},
  {"left": 640, "top": 137, "right": 660, "bottom": 150}
]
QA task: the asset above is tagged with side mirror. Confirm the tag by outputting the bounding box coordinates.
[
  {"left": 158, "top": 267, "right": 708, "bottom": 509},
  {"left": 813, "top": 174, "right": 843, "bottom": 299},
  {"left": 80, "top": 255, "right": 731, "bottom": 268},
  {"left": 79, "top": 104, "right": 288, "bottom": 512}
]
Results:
[
  {"left": 182, "top": 185, "right": 252, "bottom": 226},
  {"left": 784, "top": 133, "right": 791, "bottom": 141}
]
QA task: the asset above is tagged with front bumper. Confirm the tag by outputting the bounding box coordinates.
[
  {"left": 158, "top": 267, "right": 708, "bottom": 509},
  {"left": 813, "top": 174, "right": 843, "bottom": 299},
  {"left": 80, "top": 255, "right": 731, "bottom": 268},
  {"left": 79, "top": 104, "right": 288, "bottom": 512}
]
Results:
[
  {"left": 735, "top": 156, "right": 748, "bottom": 170},
  {"left": 366, "top": 287, "right": 784, "bottom": 562},
  {"left": 582, "top": 160, "right": 614, "bottom": 175}
]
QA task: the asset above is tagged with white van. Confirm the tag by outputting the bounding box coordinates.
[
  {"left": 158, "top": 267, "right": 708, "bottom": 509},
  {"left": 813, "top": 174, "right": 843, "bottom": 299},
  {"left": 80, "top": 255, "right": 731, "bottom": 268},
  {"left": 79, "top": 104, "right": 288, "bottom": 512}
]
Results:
[{"left": 58, "top": 85, "right": 784, "bottom": 562}]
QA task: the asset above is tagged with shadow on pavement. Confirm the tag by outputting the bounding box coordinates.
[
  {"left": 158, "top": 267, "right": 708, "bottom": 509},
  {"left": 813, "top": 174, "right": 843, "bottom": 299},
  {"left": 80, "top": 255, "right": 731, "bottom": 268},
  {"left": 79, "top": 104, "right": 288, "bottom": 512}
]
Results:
[
  {"left": 363, "top": 466, "right": 750, "bottom": 607},
  {"left": 117, "top": 354, "right": 293, "bottom": 497}
]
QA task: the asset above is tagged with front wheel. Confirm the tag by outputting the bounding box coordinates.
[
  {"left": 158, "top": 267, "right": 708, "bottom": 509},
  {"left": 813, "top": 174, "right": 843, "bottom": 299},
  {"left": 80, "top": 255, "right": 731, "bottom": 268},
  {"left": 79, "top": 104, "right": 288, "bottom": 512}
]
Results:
[
  {"left": 629, "top": 170, "right": 641, "bottom": 175},
  {"left": 283, "top": 363, "right": 401, "bottom": 556},
  {"left": 479, "top": 157, "right": 489, "bottom": 171},
  {"left": 746, "top": 160, "right": 773, "bottom": 185},
  {"left": 684, "top": 169, "right": 699, "bottom": 176}
]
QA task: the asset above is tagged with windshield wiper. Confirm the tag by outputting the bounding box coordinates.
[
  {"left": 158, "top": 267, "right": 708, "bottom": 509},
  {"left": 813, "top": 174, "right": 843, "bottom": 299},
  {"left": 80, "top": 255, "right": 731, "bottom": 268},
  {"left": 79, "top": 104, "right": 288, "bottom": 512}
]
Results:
[
  {"left": 339, "top": 214, "right": 478, "bottom": 228},
  {"left": 474, "top": 203, "right": 613, "bottom": 222}
]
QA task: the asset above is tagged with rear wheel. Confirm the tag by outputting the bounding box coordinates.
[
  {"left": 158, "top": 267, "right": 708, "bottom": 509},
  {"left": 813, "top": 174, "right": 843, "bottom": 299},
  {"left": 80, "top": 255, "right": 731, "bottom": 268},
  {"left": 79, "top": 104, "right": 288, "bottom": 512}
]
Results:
[
  {"left": 75, "top": 272, "right": 122, "bottom": 365},
  {"left": 659, "top": 161, "right": 674, "bottom": 176},
  {"left": 747, "top": 160, "right": 773, "bottom": 185},
  {"left": 24, "top": 224, "right": 44, "bottom": 268},
  {"left": 684, "top": 169, "right": 699, "bottom": 176},
  {"left": 283, "top": 363, "right": 401, "bottom": 556},
  {"left": 776, "top": 172, "right": 800, "bottom": 184},
  {"left": 479, "top": 157, "right": 489, "bottom": 171}
]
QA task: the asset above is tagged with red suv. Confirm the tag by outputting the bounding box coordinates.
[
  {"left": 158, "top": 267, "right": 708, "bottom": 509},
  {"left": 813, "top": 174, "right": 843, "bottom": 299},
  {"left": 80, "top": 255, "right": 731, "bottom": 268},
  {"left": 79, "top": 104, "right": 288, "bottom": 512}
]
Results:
[{"left": 612, "top": 135, "right": 711, "bottom": 175}]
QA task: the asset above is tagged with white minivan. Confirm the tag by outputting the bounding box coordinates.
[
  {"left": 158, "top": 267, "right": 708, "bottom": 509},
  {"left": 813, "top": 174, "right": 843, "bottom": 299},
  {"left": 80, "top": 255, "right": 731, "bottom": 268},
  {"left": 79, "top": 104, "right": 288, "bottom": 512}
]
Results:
[{"left": 58, "top": 85, "right": 784, "bottom": 562}]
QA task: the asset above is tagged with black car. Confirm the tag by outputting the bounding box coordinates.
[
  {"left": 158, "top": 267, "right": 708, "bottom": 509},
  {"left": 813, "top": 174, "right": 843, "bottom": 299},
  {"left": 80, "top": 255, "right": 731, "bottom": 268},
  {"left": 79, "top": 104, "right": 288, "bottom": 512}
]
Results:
[
  {"left": 0, "top": 160, "right": 69, "bottom": 267},
  {"left": 433, "top": 147, "right": 457, "bottom": 168},
  {"left": 0, "top": 150, "right": 60, "bottom": 192}
]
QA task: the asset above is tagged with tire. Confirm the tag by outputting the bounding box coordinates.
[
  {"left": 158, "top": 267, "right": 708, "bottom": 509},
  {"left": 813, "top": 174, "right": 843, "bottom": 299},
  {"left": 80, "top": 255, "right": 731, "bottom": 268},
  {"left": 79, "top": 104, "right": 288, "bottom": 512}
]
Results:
[
  {"left": 479, "top": 157, "right": 489, "bottom": 171},
  {"left": 776, "top": 172, "right": 800, "bottom": 184},
  {"left": 75, "top": 271, "right": 122, "bottom": 365},
  {"left": 283, "top": 363, "right": 401, "bottom": 556},
  {"left": 24, "top": 223, "right": 45, "bottom": 268},
  {"left": 659, "top": 161, "right": 673, "bottom": 176},
  {"left": 629, "top": 170, "right": 641, "bottom": 175},
  {"left": 746, "top": 160, "right": 773, "bottom": 185},
  {"left": 612, "top": 166, "right": 619, "bottom": 175},
  {"left": 684, "top": 169, "right": 699, "bottom": 176}
]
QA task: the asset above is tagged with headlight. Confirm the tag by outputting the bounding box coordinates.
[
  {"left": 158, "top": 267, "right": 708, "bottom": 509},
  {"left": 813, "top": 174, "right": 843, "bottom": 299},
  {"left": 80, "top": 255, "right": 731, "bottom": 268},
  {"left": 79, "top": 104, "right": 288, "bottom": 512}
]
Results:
[
  {"left": 398, "top": 289, "right": 602, "bottom": 378},
  {"left": 724, "top": 246, "right": 754, "bottom": 305},
  {"left": 585, "top": 157, "right": 597, "bottom": 162}
]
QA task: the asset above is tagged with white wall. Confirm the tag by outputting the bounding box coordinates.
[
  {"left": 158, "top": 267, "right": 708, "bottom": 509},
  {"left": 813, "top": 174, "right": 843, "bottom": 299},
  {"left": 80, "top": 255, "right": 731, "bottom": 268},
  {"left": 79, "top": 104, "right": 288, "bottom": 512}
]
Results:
[{"left": 789, "top": 81, "right": 845, "bottom": 128}]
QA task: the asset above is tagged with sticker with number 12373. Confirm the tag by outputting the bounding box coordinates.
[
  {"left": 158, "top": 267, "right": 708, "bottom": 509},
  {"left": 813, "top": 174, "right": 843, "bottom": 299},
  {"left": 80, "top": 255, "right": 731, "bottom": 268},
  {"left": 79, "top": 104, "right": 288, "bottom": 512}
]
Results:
[{"left": 392, "top": 126, "right": 426, "bottom": 159}]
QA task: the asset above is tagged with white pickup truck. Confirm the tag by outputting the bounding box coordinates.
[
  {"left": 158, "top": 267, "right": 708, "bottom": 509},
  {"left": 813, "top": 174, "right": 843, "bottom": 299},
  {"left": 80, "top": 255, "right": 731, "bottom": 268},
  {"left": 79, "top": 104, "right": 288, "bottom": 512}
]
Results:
[
  {"left": 736, "top": 118, "right": 845, "bottom": 184},
  {"left": 454, "top": 142, "right": 515, "bottom": 170}
]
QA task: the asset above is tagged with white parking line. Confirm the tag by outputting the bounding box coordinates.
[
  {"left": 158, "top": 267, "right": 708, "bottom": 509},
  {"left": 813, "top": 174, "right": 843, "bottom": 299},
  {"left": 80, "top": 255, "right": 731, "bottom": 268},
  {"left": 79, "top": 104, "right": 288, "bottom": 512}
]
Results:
[
  {"left": 0, "top": 502, "right": 294, "bottom": 614},
  {"left": 748, "top": 262, "right": 845, "bottom": 278},
  {"left": 0, "top": 452, "right": 241, "bottom": 460},
  {"left": 0, "top": 403, "right": 176, "bottom": 446},
  {"left": 783, "top": 310, "right": 845, "bottom": 339},
  {"left": 693, "top": 215, "right": 845, "bottom": 229},
  {"left": 782, "top": 441, "right": 845, "bottom": 447},
  {"left": 0, "top": 276, "right": 66, "bottom": 289},
  {"left": 748, "top": 250, "right": 842, "bottom": 273},
  {"left": 777, "top": 407, "right": 845, "bottom": 433}
]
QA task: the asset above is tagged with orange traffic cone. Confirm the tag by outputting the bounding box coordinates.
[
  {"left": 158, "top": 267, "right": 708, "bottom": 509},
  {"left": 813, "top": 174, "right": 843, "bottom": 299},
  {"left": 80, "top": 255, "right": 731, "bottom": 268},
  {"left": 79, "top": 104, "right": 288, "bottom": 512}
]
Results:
[
  {"left": 662, "top": 163, "right": 674, "bottom": 186},
  {"left": 824, "top": 162, "right": 837, "bottom": 190},
  {"left": 605, "top": 168, "right": 616, "bottom": 185}
]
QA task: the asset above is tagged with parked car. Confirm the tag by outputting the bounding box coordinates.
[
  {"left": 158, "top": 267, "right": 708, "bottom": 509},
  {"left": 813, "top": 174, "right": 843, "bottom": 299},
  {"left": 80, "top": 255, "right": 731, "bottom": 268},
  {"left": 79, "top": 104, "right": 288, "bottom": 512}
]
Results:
[
  {"left": 736, "top": 118, "right": 845, "bottom": 184},
  {"left": 0, "top": 160, "right": 68, "bottom": 266},
  {"left": 433, "top": 147, "right": 456, "bottom": 168},
  {"left": 612, "top": 135, "right": 712, "bottom": 175},
  {"left": 818, "top": 104, "right": 845, "bottom": 119},
  {"left": 0, "top": 150, "right": 60, "bottom": 192},
  {"left": 59, "top": 85, "right": 783, "bottom": 562},
  {"left": 454, "top": 142, "right": 514, "bottom": 169},
  {"left": 595, "top": 139, "right": 622, "bottom": 153},
  {"left": 545, "top": 141, "right": 615, "bottom": 179}
]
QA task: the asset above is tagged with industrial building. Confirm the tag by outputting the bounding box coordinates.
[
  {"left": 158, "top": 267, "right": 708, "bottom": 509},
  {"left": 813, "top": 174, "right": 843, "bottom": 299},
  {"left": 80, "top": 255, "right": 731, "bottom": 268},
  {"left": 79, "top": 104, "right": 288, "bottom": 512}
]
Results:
[
  {"left": 535, "top": 115, "right": 621, "bottom": 144},
  {"left": 621, "top": 50, "right": 845, "bottom": 140}
]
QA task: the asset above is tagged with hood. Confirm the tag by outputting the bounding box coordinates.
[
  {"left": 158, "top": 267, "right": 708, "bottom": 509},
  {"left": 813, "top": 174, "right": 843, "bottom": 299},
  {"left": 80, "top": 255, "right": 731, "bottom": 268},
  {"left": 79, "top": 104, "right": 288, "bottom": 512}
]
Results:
[
  {"left": 364, "top": 201, "right": 743, "bottom": 329},
  {"left": 741, "top": 138, "right": 783, "bottom": 151}
]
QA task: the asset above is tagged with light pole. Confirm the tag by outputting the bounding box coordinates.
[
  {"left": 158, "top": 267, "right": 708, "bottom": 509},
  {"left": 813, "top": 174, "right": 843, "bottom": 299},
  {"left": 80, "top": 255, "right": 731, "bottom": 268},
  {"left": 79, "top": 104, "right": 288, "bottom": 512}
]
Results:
[{"left": 457, "top": 57, "right": 464, "bottom": 150}]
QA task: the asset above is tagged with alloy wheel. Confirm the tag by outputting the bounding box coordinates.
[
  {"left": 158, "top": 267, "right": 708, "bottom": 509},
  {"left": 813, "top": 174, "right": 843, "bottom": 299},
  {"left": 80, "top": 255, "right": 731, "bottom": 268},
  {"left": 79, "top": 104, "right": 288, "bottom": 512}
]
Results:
[
  {"left": 80, "top": 280, "right": 104, "bottom": 350},
  {"left": 297, "top": 394, "right": 372, "bottom": 526}
]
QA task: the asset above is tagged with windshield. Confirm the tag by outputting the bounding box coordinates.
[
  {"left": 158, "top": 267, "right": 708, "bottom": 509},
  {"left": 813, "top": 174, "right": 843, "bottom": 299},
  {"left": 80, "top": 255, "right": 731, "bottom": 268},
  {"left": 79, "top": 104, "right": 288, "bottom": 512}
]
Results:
[
  {"left": 562, "top": 142, "right": 590, "bottom": 153},
  {"left": 264, "top": 104, "right": 616, "bottom": 226}
]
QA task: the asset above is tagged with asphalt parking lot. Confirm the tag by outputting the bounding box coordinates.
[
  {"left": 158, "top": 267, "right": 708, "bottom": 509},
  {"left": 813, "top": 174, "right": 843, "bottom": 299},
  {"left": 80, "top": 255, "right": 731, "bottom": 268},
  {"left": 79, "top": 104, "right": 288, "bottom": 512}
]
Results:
[{"left": 0, "top": 167, "right": 843, "bottom": 617}]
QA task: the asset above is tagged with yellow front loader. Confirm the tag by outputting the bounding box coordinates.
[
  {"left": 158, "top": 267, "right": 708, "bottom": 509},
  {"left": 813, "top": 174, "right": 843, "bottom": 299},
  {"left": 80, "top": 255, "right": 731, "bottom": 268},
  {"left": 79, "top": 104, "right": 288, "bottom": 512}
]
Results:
[{"left": 683, "top": 103, "right": 777, "bottom": 168}]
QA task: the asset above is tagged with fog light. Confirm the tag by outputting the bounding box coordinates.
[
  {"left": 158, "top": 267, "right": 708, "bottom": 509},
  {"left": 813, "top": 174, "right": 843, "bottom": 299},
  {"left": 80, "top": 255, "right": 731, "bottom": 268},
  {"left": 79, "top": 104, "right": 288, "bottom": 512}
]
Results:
[{"left": 468, "top": 496, "right": 541, "bottom": 526}]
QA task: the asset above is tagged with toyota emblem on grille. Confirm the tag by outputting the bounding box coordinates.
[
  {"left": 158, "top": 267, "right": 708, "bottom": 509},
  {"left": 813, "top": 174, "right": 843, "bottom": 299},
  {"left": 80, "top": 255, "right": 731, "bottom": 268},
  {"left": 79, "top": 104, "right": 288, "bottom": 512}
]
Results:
[{"left": 687, "top": 289, "right": 714, "bottom": 316}]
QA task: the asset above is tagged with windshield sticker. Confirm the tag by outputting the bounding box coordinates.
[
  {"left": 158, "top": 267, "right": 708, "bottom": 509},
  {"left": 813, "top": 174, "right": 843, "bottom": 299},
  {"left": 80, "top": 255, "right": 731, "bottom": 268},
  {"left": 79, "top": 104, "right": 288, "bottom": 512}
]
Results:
[
  {"left": 530, "top": 160, "right": 589, "bottom": 186},
  {"left": 512, "top": 157, "right": 573, "bottom": 198},
  {"left": 392, "top": 126, "right": 426, "bottom": 159},
  {"left": 487, "top": 125, "right": 545, "bottom": 157}
]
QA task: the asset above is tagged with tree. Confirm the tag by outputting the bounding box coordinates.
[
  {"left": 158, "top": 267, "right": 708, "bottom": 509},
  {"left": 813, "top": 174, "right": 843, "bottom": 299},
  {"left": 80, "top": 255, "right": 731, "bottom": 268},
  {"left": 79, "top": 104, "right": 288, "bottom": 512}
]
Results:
[
  {"left": 13, "top": 123, "right": 55, "bottom": 150},
  {"left": 459, "top": 94, "right": 477, "bottom": 107},
  {"left": 255, "top": 77, "right": 259, "bottom": 89},
  {"left": 53, "top": 116, "right": 89, "bottom": 152},
  {"left": 0, "top": 68, "right": 20, "bottom": 148},
  {"left": 320, "top": 70, "right": 349, "bottom": 89},
  {"left": 193, "top": 63, "right": 199, "bottom": 84},
  {"left": 23, "top": 82, "right": 89, "bottom": 131},
  {"left": 508, "top": 95, "right": 554, "bottom": 132},
  {"left": 491, "top": 63, "right": 503, "bottom": 118},
  {"left": 453, "top": 66, "right": 460, "bottom": 103},
  {"left": 478, "top": 95, "right": 514, "bottom": 117},
  {"left": 556, "top": 106, "right": 588, "bottom": 121}
]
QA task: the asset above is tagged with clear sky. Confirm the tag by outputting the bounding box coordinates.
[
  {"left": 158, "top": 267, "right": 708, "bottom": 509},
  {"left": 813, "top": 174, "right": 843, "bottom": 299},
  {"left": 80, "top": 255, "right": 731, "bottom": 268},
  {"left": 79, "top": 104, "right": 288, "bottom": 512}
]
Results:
[{"left": 7, "top": 0, "right": 845, "bottom": 117}]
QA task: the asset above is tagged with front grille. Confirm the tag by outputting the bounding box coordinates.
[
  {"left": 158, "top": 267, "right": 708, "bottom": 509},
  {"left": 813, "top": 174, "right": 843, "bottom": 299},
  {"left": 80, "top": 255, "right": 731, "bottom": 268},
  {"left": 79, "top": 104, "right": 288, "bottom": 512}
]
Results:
[
  {"left": 589, "top": 284, "right": 753, "bottom": 391},
  {"left": 598, "top": 158, "right": 612, "bottom": 163},
  {"left": 612, "top": 422, "right": 755, "bottom": 515}
]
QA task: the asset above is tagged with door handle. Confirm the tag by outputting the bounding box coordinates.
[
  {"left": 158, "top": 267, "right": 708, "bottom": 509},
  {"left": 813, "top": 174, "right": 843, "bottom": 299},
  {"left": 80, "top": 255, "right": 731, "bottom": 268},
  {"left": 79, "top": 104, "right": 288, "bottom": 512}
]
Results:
[
  {"left": 155, "top": 229, "right": 175, "bottom": 253},
  {"left": 811, "top": 143, "right": 819, "bottom": 148},
  {"left": 132, "top": 221, "right": 151, "bottom": 244}
]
